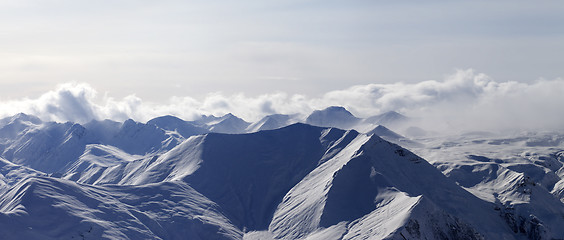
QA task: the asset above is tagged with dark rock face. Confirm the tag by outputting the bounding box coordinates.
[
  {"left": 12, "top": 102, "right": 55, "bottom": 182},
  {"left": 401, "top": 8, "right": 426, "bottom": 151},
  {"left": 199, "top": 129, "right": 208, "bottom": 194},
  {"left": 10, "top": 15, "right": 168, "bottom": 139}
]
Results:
[{"left": 501, "top": 206, "right": 547, "bottom": 240}]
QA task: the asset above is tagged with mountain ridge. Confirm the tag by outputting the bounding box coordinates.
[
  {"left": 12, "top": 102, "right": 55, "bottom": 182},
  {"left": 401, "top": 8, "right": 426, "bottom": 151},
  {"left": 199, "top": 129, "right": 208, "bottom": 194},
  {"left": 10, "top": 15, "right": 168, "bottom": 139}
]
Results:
[{"left": 0, "top": 112, "right": 562, "bottom": 239}]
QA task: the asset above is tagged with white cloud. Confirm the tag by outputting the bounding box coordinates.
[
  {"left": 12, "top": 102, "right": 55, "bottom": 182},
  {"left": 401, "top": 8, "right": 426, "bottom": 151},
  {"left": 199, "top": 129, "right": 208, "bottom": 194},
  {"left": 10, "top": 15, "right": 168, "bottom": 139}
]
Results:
[
  {"left": 1, "top": 69, "right": 563, "bottom": 132},
  {"left": 0, "top": 83, "right": 98, "bottom": 123}
]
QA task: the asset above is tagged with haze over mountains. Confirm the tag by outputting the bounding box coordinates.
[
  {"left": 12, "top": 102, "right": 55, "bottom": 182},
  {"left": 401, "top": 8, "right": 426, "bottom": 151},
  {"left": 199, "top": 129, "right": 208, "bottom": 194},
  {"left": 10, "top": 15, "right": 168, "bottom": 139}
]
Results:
[
  {"left": 0, "top": 106, "right": 563, "bottom": 239},
  {"left": 1, "top": 70, "right": 563, "bottom": 132}
]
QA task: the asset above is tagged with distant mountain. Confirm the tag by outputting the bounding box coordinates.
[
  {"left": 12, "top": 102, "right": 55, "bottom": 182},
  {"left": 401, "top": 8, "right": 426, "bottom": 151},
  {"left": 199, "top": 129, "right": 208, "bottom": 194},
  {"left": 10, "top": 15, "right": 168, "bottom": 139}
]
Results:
[
  {"left": 367, "top": 125, "right": 423, "bottom": 148},
  {"left": 246, "top": 114, "right": 294, "bottom": 132},
  {"left": 108, "top": 119, "right": 172, "bottom": 155},
  {"left": 366, "top": 124, "right": 405, "bottom": 140},
  {"left": 0, "top": 113, "right": 43, "bottom": 140},
  {"left": 147, "top": 115, "right": 209, "bottom": 138},
  {"left": 363, "top": 111, "right": 409, "bottom": 128},
  {"left": 0, "top": 113, "right": 42, "bottom": 126},
  {"left": 0, "top": 121, "right": 91, "bottom": 173},
  {"left": 206, "top": 113, "right": 251, "bottom": 134},
  {"left": 0, "top": 115, "right": 196, "bottom": 174},
  {"left": 190, "top": 114, "right": 223, "bottom": 126},
  {"left": 305, "top": 106, "right": 361, "bottom": 129},
  {"left": 82, "top": 119, "right": 121, "bottom": 142},
  {"left": 404, "top": 126, "right": 428, "bottom": 137}
]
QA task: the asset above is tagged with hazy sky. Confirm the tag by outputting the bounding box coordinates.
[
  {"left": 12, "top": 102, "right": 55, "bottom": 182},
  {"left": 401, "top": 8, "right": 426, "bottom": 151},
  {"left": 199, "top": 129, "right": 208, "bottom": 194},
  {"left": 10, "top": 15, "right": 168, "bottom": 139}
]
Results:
[{"left": 1, "top": 0, "right": 563, "bottom": 102}]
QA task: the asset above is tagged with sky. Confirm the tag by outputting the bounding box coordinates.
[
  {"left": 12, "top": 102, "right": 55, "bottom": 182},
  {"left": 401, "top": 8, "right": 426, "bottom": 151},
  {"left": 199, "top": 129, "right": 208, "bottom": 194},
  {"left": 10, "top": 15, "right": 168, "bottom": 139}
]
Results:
[{"left": 1, "top": 0, "right": 563, "bottom": 131}]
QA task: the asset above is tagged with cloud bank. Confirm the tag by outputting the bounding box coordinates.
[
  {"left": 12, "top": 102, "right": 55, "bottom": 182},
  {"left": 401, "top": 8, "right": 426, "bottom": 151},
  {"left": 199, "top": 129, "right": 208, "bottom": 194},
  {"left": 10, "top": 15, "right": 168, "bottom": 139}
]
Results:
[{"left": 1, "top": 69, "right": 563, "bottom": 132}]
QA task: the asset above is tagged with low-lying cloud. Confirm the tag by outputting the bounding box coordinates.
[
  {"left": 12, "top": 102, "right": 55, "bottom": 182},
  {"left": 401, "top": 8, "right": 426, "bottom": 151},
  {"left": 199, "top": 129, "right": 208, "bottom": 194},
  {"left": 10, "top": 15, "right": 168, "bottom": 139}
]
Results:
[{"left": 1, "top": 69, "right": 563, "bottom": 132}]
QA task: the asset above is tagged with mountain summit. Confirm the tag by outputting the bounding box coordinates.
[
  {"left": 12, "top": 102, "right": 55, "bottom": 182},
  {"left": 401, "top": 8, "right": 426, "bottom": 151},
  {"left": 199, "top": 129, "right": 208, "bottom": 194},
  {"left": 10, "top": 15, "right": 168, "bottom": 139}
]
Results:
[{"left": 305, "top": 106, "right": 361, "bottom": 129}]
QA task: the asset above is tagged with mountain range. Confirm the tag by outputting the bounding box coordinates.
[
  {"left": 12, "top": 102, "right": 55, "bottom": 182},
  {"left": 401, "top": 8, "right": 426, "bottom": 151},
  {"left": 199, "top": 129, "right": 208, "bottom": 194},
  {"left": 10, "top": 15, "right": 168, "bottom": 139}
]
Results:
[{"left": 0, "top": 107, "right": 563, "bottom": 239}]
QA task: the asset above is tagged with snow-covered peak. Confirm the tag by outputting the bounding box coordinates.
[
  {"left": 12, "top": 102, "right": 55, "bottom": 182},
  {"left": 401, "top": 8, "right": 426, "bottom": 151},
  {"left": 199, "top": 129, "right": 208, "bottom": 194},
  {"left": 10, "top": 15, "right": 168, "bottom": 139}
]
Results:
[
  {"left": 220, "top": 112, "right": 236, "bottom": 119},
  {"left": 190, "top": 114, "right": 222, "bottom": 125},
  {"left": 305, "top": 106, "right": 361, "bottom": 129},
  {"left": 207, "top": 113, "right": 250, "bottom": 134},
  {"left": 246, "top": 114, "right": 295, "bottom": 132},
  {"left": 0, "top": 114, "right": 43, "bottom": 140},
  {"left": 146, "top": 115, "right": 185, "bottom": 125},
  {"left": 364, "top": 110, "right": 408, "bottom": 127},
  {"left": 147, "top": 115, "right": 208, "bottom": 138},
  {"left": 365, "top": 124, "right": 423, "bottom": 148},
  {"left": 108, "top": 119, "right": 170, "bottom": 155},
  {"left": 0, "top": 113, "right": 42, "bottom": 127},
  {"left": 83, "top": 119, "right": 121, "bottom": 142},
  {"left": 367, "top": 125, "right": 403, "bottom": 139}
]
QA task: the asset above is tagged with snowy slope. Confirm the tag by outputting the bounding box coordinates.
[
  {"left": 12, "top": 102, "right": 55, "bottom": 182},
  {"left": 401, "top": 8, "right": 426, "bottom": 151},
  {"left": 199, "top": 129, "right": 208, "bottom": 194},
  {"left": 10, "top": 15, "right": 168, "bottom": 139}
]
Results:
[
  {"left": 267, "top": 129, "right": 513, "bottom": 239},
  {"left": 410, "top": 131, "right": 564, "bottom": 239},
  {"left": 0, "top": 157, "right": 43, "bottom": 194},
  {"left": 62, "top": 144, "right": 143, "bottom": 183},
  {"left": 0, "top": 176, "right": 241, "bottom": 240}
]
